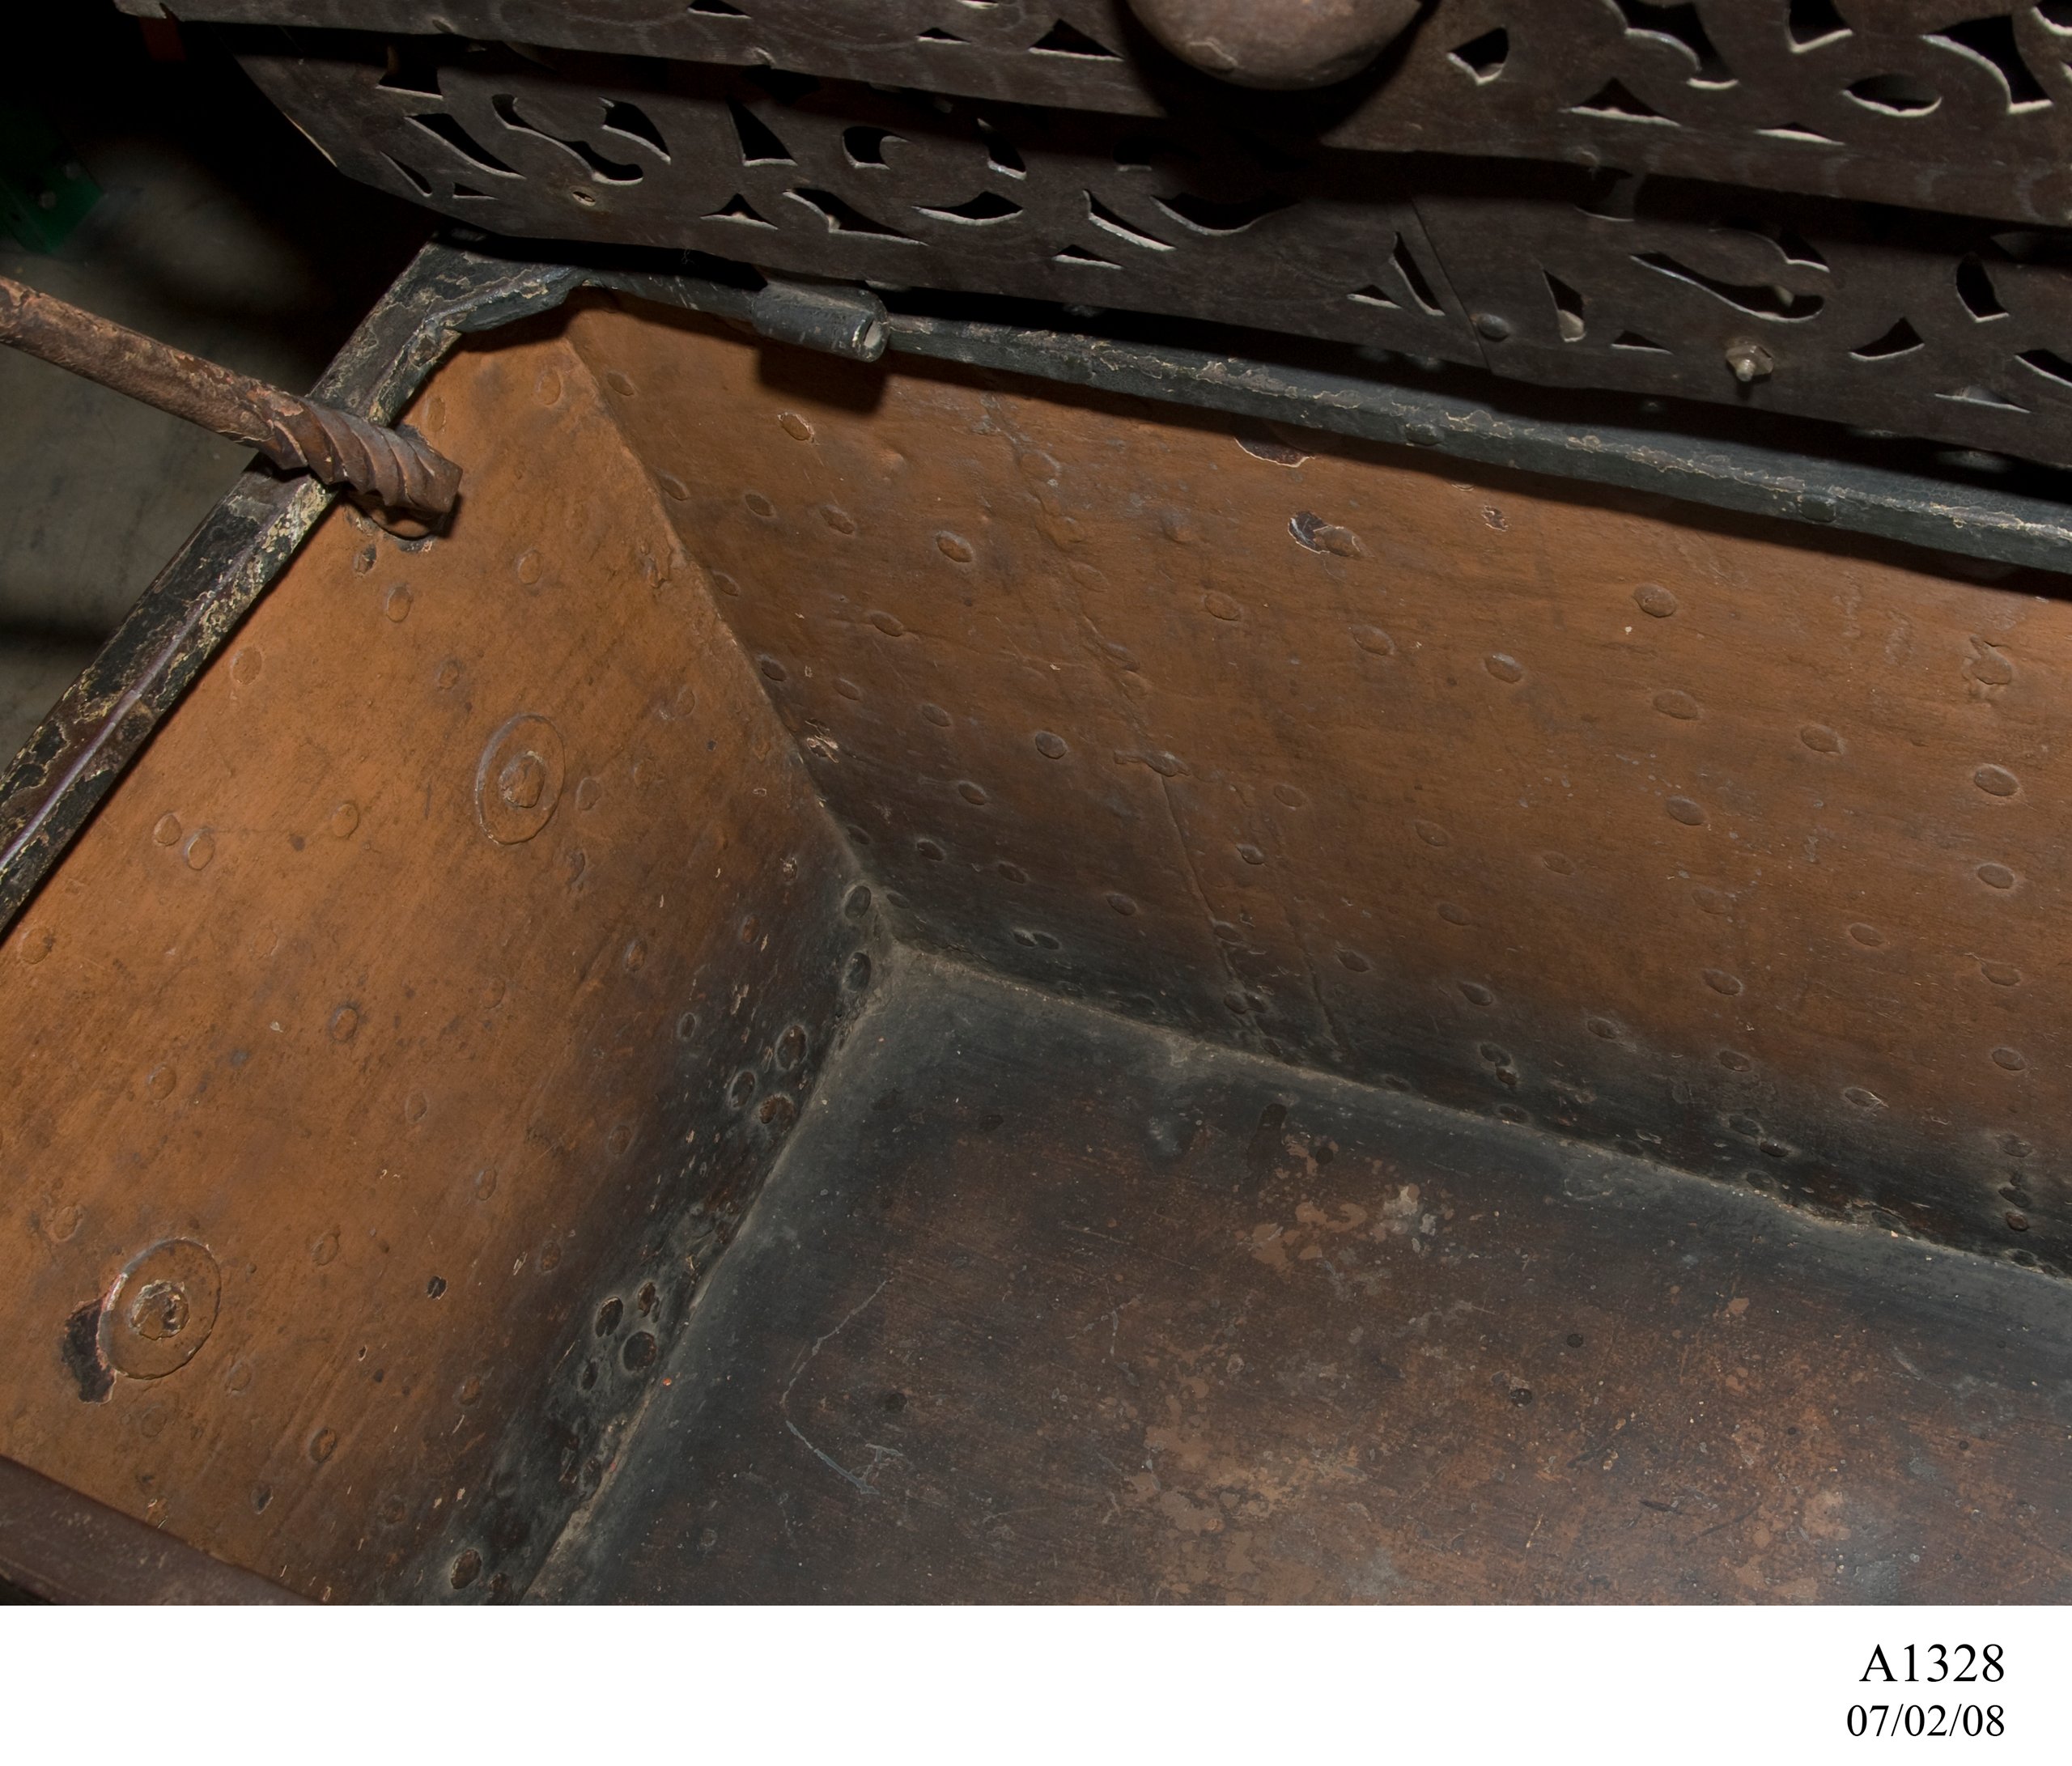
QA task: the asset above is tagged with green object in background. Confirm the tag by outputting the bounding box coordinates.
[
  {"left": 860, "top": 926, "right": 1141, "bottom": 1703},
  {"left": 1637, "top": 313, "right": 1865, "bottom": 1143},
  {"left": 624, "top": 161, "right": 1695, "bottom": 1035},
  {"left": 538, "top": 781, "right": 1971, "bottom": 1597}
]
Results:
[{"left": 0, "top": 104, "right": 100, "bottom": 253}]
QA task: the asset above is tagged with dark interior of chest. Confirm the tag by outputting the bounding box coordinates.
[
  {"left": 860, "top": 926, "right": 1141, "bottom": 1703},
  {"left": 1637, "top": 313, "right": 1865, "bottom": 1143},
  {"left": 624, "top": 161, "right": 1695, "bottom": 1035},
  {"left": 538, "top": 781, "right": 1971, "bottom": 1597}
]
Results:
[{"left": 2, "top": 287, "right": 2068, "bottom": 1603}]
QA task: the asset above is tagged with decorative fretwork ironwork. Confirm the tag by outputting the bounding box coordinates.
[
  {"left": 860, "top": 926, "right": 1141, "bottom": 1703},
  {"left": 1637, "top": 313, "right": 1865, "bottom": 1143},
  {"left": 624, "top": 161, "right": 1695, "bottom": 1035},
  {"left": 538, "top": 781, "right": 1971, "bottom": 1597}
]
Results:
[
  {"left": 240, "top": 37, "right": 2072, "bottom": 470},
  {"left": 144, "top": 0, "right": 2072, "bottom": 226}
]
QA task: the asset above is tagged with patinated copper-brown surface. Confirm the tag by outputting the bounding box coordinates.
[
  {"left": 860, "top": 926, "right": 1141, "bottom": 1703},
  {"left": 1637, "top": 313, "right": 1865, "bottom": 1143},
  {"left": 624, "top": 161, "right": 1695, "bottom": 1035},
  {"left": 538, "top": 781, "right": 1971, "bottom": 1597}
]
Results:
[
  {"left": 546, "top": 957, "right": 2072, "bottom": 1604},
  {"left": 0, "top": 317, "right": 861, "bottom": 1599},
  {"left": 568, "top": 298, "right": 2070, "bottom": 1277},
  {"left": 3, "top": 294, "right": 2067, "bottom": 1601}
]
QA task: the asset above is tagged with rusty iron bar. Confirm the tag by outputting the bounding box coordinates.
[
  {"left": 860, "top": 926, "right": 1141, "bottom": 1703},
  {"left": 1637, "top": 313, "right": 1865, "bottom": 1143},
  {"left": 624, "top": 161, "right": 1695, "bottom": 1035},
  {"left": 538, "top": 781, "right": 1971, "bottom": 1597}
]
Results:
[{"left": 0, "top": 273, "right": 461, "bottom": 515}]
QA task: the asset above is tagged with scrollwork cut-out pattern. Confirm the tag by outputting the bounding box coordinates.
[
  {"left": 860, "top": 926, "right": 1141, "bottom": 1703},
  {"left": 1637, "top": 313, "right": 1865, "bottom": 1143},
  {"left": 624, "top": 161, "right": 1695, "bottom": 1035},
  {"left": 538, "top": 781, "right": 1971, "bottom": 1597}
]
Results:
[
  {"left": 240, "top": 40, "right": 2072, "bottom": 469},
  {"left": 186, "top": 0, "right": 2072, "bottom": 225}
]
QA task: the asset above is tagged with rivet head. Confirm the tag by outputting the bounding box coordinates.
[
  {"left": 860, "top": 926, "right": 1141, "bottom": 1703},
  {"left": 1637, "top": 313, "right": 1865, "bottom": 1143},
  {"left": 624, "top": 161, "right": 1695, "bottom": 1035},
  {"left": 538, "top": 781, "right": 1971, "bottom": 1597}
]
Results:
[
  {"left": 100, "top": 1239, "right": 220, "bottom": 1379},
  {"left": 475, "top": 714, "right": 565, "bottom": 845},
  {"left": 499, "top": 754, "right": 546, "bottom": 810},
  {"left": 1633, "top": 583, "right": 1679, "bottom": 618},
  {"left": 1289, "top": 512, "right": 1364, "bottom": 556},
  {"left": 1472, "top": 311, "right": 1512, "bottom": 341},
  {"left": 1725, "top": 339, "right": 1774, "bottom": 383},
  {"left": 130, "top": 1281, "right": 189, "bottom": 1341}
]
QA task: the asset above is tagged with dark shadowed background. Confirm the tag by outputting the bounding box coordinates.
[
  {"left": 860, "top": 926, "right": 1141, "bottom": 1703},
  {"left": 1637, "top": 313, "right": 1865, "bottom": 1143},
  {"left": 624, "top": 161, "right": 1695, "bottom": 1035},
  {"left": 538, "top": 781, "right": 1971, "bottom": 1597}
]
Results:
[{"left": 0, "top": 5, "right": 427, "bottom": 758}]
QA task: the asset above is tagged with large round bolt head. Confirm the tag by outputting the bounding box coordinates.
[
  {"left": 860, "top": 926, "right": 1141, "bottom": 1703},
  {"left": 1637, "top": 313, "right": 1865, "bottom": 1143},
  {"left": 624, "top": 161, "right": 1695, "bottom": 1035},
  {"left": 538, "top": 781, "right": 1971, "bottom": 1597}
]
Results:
[{"left": 1127, "top": 0, "right": 1423, "bottom": 89}]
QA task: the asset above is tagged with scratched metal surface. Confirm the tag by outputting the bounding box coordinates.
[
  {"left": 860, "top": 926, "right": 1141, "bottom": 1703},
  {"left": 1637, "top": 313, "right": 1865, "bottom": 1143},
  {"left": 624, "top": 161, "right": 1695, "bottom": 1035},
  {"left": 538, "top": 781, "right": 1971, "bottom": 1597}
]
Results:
[
  {"left": 545, "top": 954, "right": 2072, "bottom": 1603},
  {"left": 567, "top": 299, "right": 2072, "bottom": 1278},
  {"left": 234, "top": 37, "right": 2072, "bottom": 474},
  {"left": 8, "top": 284, "right": 2072, "bottom": 1603},
  {"left": 0, "top": 313, "right": 877, "bottom": 1600},
  {"left": 134, "top": 1, "right": 2072, "bottom": 227}
]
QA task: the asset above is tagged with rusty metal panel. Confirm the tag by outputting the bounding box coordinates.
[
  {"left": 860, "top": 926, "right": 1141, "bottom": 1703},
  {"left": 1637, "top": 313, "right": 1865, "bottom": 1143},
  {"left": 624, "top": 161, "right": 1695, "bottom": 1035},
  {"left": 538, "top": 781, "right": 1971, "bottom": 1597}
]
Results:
[
  {"left": 233, "top": 38, "right": 2072, "bottom": 471},
  {"left": 5, "top": 273, "right": 2070, "bottom": 1604},
  {"left": 566, "top": 297, "right": 2070, "bottom": 1278},
  {"left": 0, "top": 314, "right": 873, "bottom": 1600},
  {"left": 131, "top": 1, "right": 2072, "bottom": 227},
  {"left": 541, "top": 956, "right": 2072, "bottom": 1604}
]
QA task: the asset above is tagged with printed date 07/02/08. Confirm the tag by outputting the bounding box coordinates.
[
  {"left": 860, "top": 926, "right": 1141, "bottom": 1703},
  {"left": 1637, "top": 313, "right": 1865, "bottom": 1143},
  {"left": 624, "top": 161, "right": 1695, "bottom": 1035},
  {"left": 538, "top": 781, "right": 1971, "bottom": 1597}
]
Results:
[
  {"left": 1849, "top": 1648, "right": 2006, "bottom": 1740},
  {"left": 1846, "top": 1704, "right": 2003, "bottom": 1738}
]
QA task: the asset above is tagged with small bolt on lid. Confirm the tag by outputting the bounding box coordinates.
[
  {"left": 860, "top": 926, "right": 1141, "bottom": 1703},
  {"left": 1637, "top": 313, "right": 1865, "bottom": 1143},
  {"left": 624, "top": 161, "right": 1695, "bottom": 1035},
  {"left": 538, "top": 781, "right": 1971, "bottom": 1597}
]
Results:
[{"left": 1726, "top": 339, "right": 1775, "bottom": 384}]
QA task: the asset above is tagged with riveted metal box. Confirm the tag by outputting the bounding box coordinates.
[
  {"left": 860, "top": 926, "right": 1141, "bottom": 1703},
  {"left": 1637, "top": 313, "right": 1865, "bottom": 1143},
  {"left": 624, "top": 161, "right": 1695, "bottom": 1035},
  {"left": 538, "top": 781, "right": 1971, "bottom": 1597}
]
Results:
[{"left": 2, "top": 242, "right": 2069, "bottom": 1603}]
